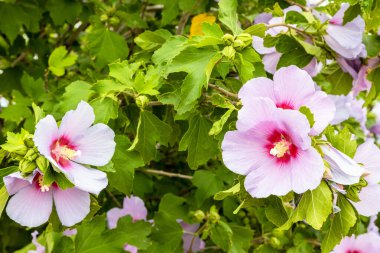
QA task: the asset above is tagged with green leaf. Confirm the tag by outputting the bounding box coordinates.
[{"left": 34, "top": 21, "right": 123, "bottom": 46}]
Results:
[
  {"left": 48, "top": 46, "right": 78, "bottom": 76},
  {"left": 90, "top": 96, "right": 119, "bottom": 124},
  {"left": 299, "top": 106, "right": 315, "bottom": 128},
  {"left": 265, "top": 196, "right": 289, "bottom": 227},
  {"left": 46, "top": 0, "right": 82, "bottom": 25},
  {"left": 129, "top": 110, "right": 172, "bottom": 163},
  {"left": 0, "top": 166, "right": 19, "bottom": 188},
  {"left": 88, "top": 28, "right": 129, "bottom": 68},
  {"left": 150, "top": 211, "right": 183, "bottom": 252},
  {"left": 58, "top": 81, "right": 94, "bottom": 112},
  {"left": 326, "top": 68, "right": 353, "bottom": 95},
  {"left": 209, "top": 108, "right": 234, "bottom": 136},
  {"left": 244, "top": 23, "right": 267, "bottom": 37},
  {"left": 279, "top": 181, "right": 333, "bottom": 230},
  {"left": 285, "top": 11, "right": 308, "bottom": 24},
  {"left": 321, "top": 194, "right": 357, "bottom": 253},
  {"left": 276, "top": 35, "right": 313, "bottom": 69},
  {"left": 343, "top": 3, "right": 361, "bottom": 25},
  {"left": 134, "top": 29, "right": 172, "bottom": 51},
  {"left": 210, "top": 221, "right": 233, "bottom": 251},
  {"left": 0, "top": 186, "right": 9, "bottom": 218},
  {"left": 21, "top": 73, "right": 45, "bottom": 102},
  {"left": 43, "top": 167, "right": 75, "bottom": 190},
  {"left": 158, "top": 193, "right": 187, "bottom": 219},
  {"left": 214, "top": 182, "right": 240, "bottom": 201},
  {"left": 192, "top": 170, "right": 224, "bottom": 206},
  {"left": 108, "top": 135, "right": 144, "bottom": 195},
  {"left": 179, "top": 115, "right": 219, "bottom": 169},
  {"left": 108, "top": 60, "right": 138, "bottom": 88},
  {"left": 367, "top": 66, "right": 380, "bottom": 92},
  {"left": 325, "top": 126, "right": 357, "bottom": 158},
  {"left": 363, "top": 34, "right": 380, "bottom": 58},
  {"left": 152, "top": 36, "right": 188, "bottom": 66},
  {"left": 230, "top": 224, "right": 254, "bottom": 252},
  {"left": 218, "top": 0, "right": 243, "bottom": 35}
]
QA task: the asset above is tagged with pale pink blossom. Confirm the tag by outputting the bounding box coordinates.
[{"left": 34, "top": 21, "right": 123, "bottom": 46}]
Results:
[
  {"left": 239, "top": 66, "right": 335, "bottom": 135},
  {"left": 34, "top": 101, "right": 115, "bottom": 195},
  {"left": 181, "top": 222, "right": 206, "bottom": 253},
  {"left": 124, "top": 245, "right": 138, "bottom": 253},
  {"left": 5, "top": 171, "right": 90, "bottom": 227},
  {"left": 107, "top": 195, "right": 148, "bottom": 229},
  {"left": 332, "top": 232, "right": 380, "bottom": 253},
  {"left": 222, "top": 96, "right": 324, "bottom": 198},
  {"left": 324, "top": 3, "right": 365, "bottom": 59},
  {"left": 28, "top": 231, "right": 45, "bottom": 253},
  {"left": 370, "top": 102, "right": 380, "bottom": 135}
]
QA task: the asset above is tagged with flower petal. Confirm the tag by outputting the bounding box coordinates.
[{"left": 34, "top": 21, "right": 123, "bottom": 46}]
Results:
[
  {"left": 122, "top": 195, "right": 148, "bottom": 221},
  {"left": 354, "top": 140, "right": 380, "bottom": 184},
  {"left": 273, "top": 66, "right": 316, "bottom": 109},
  {"left": 34, "top": 115, "right": 59, "bottom": 158},
  {"left": 58, "top": 101, "right": 95, "bottom": 139},
  {"left": 322, "top": 145, "right": 364, "bottom": 185},
  {"left": 107, "top": 207, "right": 128, "bottom": 229},
  {"left": 6, "top": 185, "right": 52, "bottom": 227},
  {"left": 236, "top": 97, "right": 277, "bottom": 131},
  {"left": 72, "top": 123, "right": 116, "bottom": 166},
  {"left": 53, "top": 187, "right": 90, "bottom": 226},
  {"left": 4, "top": 172, "right": 33, "bottom": 195},
  {"left": 124, "top": 244, "right": 138, "bottom": 253},
  {"left": 222, "top": 126, "right": 274, "bottom": 175},
  {"left": 303, "top": 91, "right": 335, "bottom": 135},
  {"left": 252, "top": 36, "right": 276, "bottom": 54},
  {"left": 262, "top": 52, "right": 281, "bottom": 74},
  {"left": 63, "top": 162, "right": 108, "bottom": 195},
  {"left": 352, "top": 184, "right": 380, "bottom": 217},
  {"left": 238, "top": 77, "right": 275, "bottom": 104}
]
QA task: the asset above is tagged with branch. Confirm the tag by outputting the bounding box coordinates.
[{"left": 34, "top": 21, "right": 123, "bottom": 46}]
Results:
[
  {"left": 284, "top": 0, "right": 311, "bottom": 11},
  {"left": 208, "top": 83, "right": 239, "bottom": 99},
  {"left": 266, "top": 23, "right": 312, "bottom": 39},
  {"left": 144, "top": 169, "right": 193, "bottom": 180}
]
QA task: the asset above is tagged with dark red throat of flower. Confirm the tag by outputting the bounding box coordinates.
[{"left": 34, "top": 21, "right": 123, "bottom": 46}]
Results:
[
  {"left": 266, "top": 130, "right": 298, "bottom": 163},
  {"left": 50, "top": 136, "right": 78, "bottom": 169},
  {"left": 346, "top": 250, "right": 361, "bottom": 253},
  {"left": 276, "top": 101, "right": 294, "bottom": 110}
]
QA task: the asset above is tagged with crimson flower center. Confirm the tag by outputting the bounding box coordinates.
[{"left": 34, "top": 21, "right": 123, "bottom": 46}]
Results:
[
  {"left": 50, "top": 137, "right": 79, "bottom": 168},
  {"left": 270, "top": 139, "right": 291, "bottom": 158},
  {"left": 266, "top": 130, "right": 298, "bottom": 163},
  {"left": 346, "top": 250, "right": 361, "bottom": 253},
  {"left": 33, "top": 173, "right": 50, "bottom": 192}
]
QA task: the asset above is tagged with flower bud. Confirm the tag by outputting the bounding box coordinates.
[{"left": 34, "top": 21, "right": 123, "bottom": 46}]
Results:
[
  {"left": 222, "top": 34, "right": 235, "bottom": 45},
  {"left": 36, "top": 156, "right": 50, "bottom": 173},
  {"left": 193, "top": 210, "right": 206, "bottom": 222},
  {"left": 208, "top": 205, "right": 220, "bottom": 223},
  {"left": 25, "top": 148, "right": 38, "bottom": 161},
  {"left": 14, "top": 147, "right": 28, "bottom": 156},
  {"left": 233, "top": 39, "right": 245, "bottom": 50},
  {"left": 270, "top": 237, "right": 282, "bottom": 249},
  {"left": 19, "top": 159, "right": 37, "bottom": 173},
  {"left": 136, "top": 95, "right": 149, "bottom": 109},
  {"left": 24, "top": 137, "right": 35, "bottom": 148},
  {"left": 222, "top": 46, "right": 235, "bottom": 60},
  {"left": 100, "top": 14, "right": 108, "bottom": 22},
  {"left": 109, "top": 17, "right": 120, "bottom": 25},
  {"left": 236, "top": 33, "right": 252, "bottom": 47}
]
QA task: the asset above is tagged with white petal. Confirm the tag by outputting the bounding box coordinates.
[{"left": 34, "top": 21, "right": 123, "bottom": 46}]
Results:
[
  {"left": 4, "top": 172, "right": 33, "bottom": 195},
  {"left": 352, "top": 184, "right": 380, "bottom": 217},
  {"left": 53, "top": 187, "right": 90, "bottom": 226},
  {"left": 6, "top": 185, "right": 52, "bottom": 227},
  {"left": 72, "top": 124, "right": 116, "bottom": 166},
  {"left": 354, "top": 140, "right": 380, "bottom": 184},
  {"left": 63, "top": 162, "right": 108, "bottom": 195},
  {"left": 58, "top": 101, "right": 95, "bottom": 139},
  {"left": 34, "top": 115, "right": 59, "bottom": 157}
]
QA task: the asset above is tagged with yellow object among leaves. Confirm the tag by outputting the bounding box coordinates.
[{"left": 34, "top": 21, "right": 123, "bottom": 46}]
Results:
[{"left": 190, "top": 13, "right": 216, "bottom": 37}]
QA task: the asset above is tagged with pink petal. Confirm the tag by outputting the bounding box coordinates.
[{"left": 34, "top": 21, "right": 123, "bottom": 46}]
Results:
[
  {"left": 72, "top": 123, "right": 116, "bottom": 166},
  {"left": 34, "top": 115, "right": 59, "bottom": 158},
  {"left": 107, "top": 207, "right": 128, "bottom": 229},
  {"left": 252, "top": 36, "right": 276, "bottom": 54},
  {"left": 181, "top": 223, "right": 205, "bottom": 253},
  {"left": 53, "top": 187, "right": 90, "bottom": 226},
  {"left": 122, "top": 196, "right": 148, "bottom": 221},
  {"left": 63, "top": 162, "right": 108, "bottom": 195},
  {"left": 29, "top": 231, "right": 45, "bottom": 253},
  {"left": 352, "top": 65, "right": 371, "bottom": 96},
  {"left": 262, "top": 52, "right": 281, "bottom": 74},
  {"left": 222, "top": 126, "right": 275, "bottom": 175},
  {"left": 58, "top": 101, "right": 95, "bottom": 139},
  {"left": 254, "top": 13, "right": 272, "bottom": 24},
  {"left": 238, "top": 77, "right": 275, "bottom": 103},
  {"left": 4, "top": 172, "right": 33, "bottom": 195},
  {"left": 352, "top": 184, "right": 380, "bottom": 217},
  {"left": 322, "top": 145, "right": 364, "bottom": 185},
  {"left": 325, "top": 34, "right": 364, "bottom": 59},
  {"left": 329, "top": 3, "right": 349, "bottom": 25},
  {"left": 302, "top": 57, "right": 320, "bottom": 77},
  {"left": 273, "top": 66, "right": 316, "bottom": 109},
  {"left": 124, "top": 244, "right": 138, "bottom": 253},
  {"left": 304, "top": 91, "right": 335, "bottom": 135},
  {"left": 6, "top": 185, "right": 53, "bottom": 227},
  {"left": 354, "top": 140, "right": 380, "bottom": 184},
  {"left": 236, "top": 97, "right": 277, "bottom": 131}
]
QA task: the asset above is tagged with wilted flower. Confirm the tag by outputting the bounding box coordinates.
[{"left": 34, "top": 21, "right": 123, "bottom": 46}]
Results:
[
  {"left": 239, "top": 66, "right": 335, "bottom": 135},
  {"left": 28, "top": 231, "right": 45, "bottom": 253},
  {"left": 5, "top": 171, "right": 90, "bottom": 227},
  {"left": 222, "top": 97, "right": 324, "bottom": 198},
  {"left": 324, "top": 3, "right": 365, "bottom": 59},
  {"left": 34, "top": 101, "right": 116, "bottom": 195}
]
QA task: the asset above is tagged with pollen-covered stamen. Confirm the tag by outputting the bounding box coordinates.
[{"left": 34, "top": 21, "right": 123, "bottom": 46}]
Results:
[
  {"left": 270, "top": 139, "right": 291, "bottom": 158},
  {"left": 37, "top": 174, "right": 50, "bottom": 192},
  {"left": 50, "top": 136, "right": 80, "bottom": 168}
]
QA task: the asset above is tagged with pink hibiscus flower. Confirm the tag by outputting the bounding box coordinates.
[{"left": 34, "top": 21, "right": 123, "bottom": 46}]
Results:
[
  {"left": 239, "top": 66, "right": 335, "bottom": 135},
  {"left": 33, "top": 101, "right": 116, "bottom": 195},
  {"left": 222, "top": 97, "right": 324, "bottom": 198},
  {"left": 5, "top": 171, "right": 90, "bottom": 227},
  {"left": 324, "top": 3, "right": 365, "bottom": 59},
  {"left": 181, "top": 222, "right": 206, "bottom": 253},
  {"left": 332, "top": 232, "right": 380, "bottom": 253}
]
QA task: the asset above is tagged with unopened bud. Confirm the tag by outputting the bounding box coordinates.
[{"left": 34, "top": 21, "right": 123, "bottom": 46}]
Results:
[
  {"left": 24, "top": 138, "right": 35, "bottom": 148},
  {"left": 233, "top": 39, "right": 245, "bottom": 50},
  {"left": 270, "top": 237, "right": 282, "bottom": 249},
  {"left": 222, "top": 34, "right": 235, "bottom": 45},
  {"left": 109, "top": 17, "right": 120, "bottom": 25},
  {"left": 208, "top": 205, "right": 220, "bottom": 223},
  {"left": 136, "top": 95, "right": 149, "bottom": 109},
  {"left": 36, "top": 156, "right": 49, "bottom": 173},
  {"left": 236, "top": 33, "right": 252, "bottom": 47},
  {"left": 193, "top": 210, "right": 205, "bottom": 222},
  {"left": 222, "top": 46, "right": 235, "bottom": 60},
  {"left": 14, "top": 147, "right": 28, "bottom": 156},
  {"left": 25, "top": 149, "right": 38, "bottom": 161},
  {"left": 19, "top": 159, "right": 37, "bottom": 173},
  {"left": 100, "top": 14, "right": 108, "bottom": 22}
]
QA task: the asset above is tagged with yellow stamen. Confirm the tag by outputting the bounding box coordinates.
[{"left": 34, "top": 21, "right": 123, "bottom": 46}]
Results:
[
  {"left": 270, "top": 140, "right": 290, "bottom": 158},
  {"left": 38, "top": 175, "right": 50, "bottom": 192}
]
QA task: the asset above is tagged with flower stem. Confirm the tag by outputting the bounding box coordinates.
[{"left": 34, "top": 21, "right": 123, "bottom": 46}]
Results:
[
  {"left": 208, "top": 83, "right": 239, "bottom": 99},
  {"left": 144, "top": 169, "right": 193, "bottom": 180}
]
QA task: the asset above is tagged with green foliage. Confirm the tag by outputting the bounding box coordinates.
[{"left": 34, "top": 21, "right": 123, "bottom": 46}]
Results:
[{"left": 48, "top": 46, "right": 78, "bottom": 77}]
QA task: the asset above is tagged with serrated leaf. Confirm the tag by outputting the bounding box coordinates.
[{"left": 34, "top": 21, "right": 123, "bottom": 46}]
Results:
[
  {"left": 218, "top": 0, "right": 243, "bottom": 35},
  {"left": 214, "top": 182, "right": 240, "bottom": 200},
  {"left": 58, "top": 81, "right": 94, "bottom": 112},
  {"left": 210, "top": 221, "right": 233, "bottom": 251},
  {"left": 129, "top": 111, "right": 172, "bottom": 163},
  {"left": 179, "top": 115, "right": 219, "bottom": 169},
  {"left": 325, "top": 126, "right": 357, "bottom": 158},
  {"left": 90, "top": 96, "right": 119, "bottom": 124},
  {"left": 244, "top": 23, "right": 267, "bottom": 37},
  {"left": 48, "top": 46, "right": 78, "bottom": 76},
  {"left": 158, "top": 193, "right": 187, "bottom": 219},
  {"left": 321, "top": 194, "right": 357, "bottom": 253},
  {"left": 278, "top": 181, "right": 333, "bottom": 230},
  {"left": 192, "top": 170, "right": 224, "bottom": 206},
  {"left": 46, "top": 0, "right": 82, "bottom": 25}
]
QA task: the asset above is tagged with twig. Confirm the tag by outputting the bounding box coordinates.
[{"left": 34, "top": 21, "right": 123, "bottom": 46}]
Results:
[
  {"left": 144, "top": 169, "right": 193, "bottom": 180},
  {"left": 208, "top": 83, "right": 238, "bottom": 99},
  {"left": 176, "top": 12, "right": 191, "bottom": 35},
  {"left": 66, "top": 22, "right": 89, "bottom": 47},
  {"left": 11, "top": 51, "right": 28, "bottom": 67},
  {"left": 284, "top": 0, "right": 311, "bottom": 11},
  {"left": 145, "top": 4, "right": 164, "bottom": 11},
  {"left": 148, "top": 101, "right": 164, "bottom": 106},
  {"left": 106, "top": 189, "right": 122, "bottom": 207},
  {"left": 266, "top": 23, "right": 312, "bottom": 39}
]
